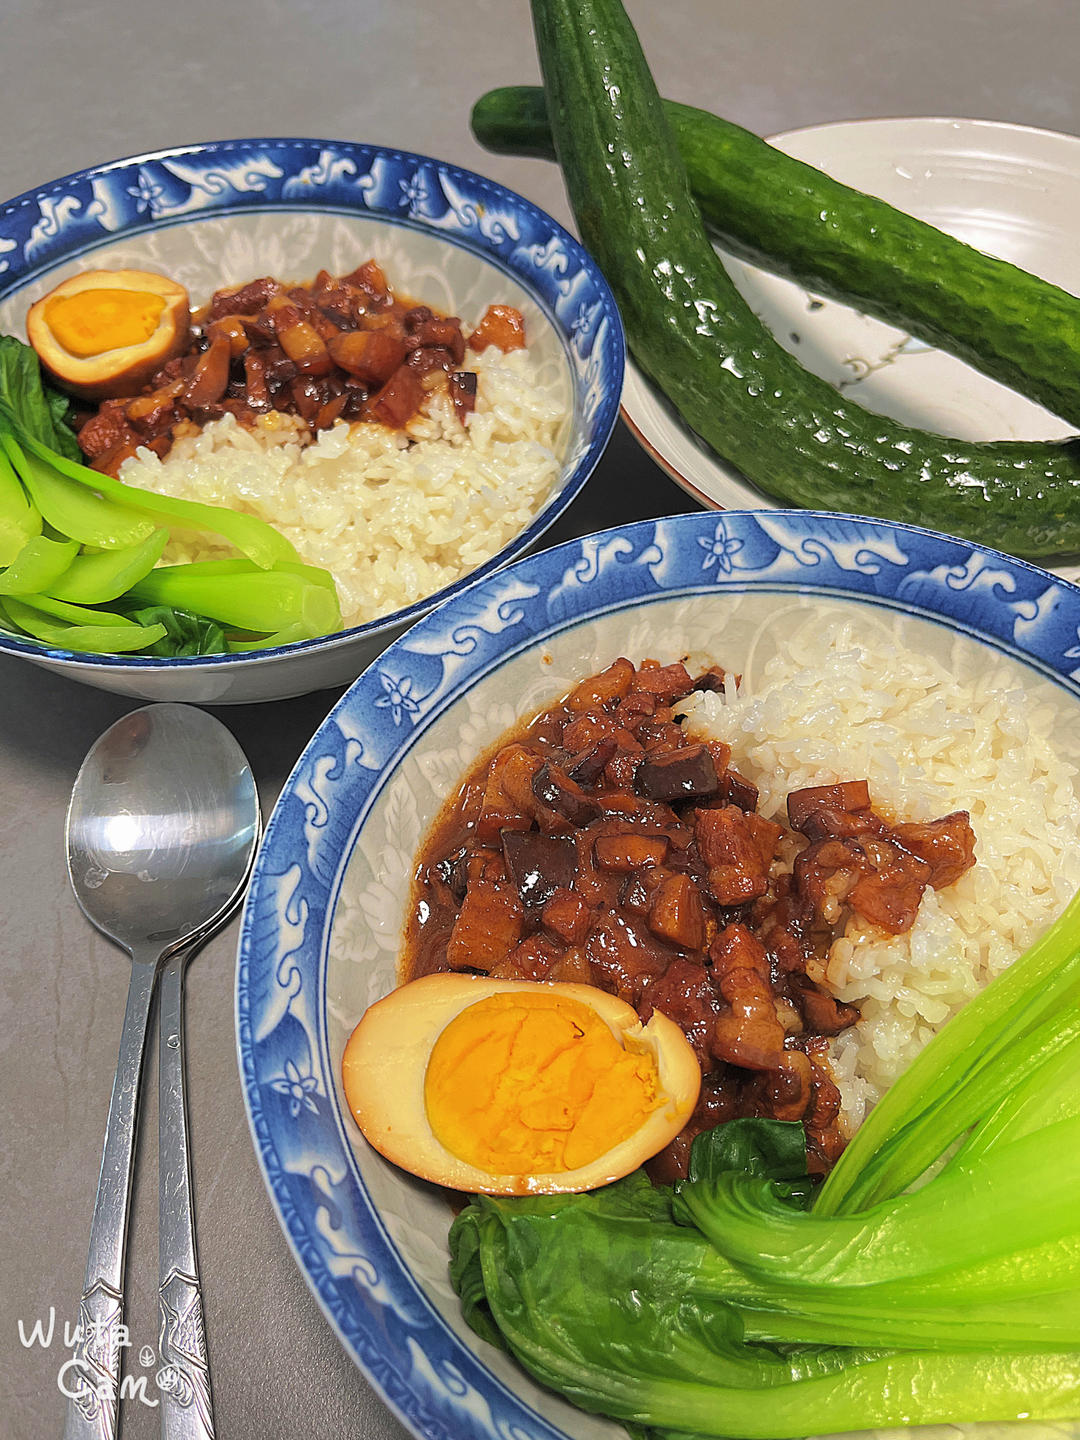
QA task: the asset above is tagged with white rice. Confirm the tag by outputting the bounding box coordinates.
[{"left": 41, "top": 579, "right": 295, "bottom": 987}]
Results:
[
  {"left": 118, "top": 344, "right": 567, "bottom": 630},
  {"left": 681, "top": 616, "right": 1080, "bottom": 1132}
]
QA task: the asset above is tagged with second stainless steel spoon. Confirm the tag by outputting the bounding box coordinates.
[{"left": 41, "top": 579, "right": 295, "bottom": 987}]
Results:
[
  {"left": 156, "top": 946, "right": 220, "bottom": 1440},
  {"left": 64, "top": 703, "right": 259, "bottom": 1440}
]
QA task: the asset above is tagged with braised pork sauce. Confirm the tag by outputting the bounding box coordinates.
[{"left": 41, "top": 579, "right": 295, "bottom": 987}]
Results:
[
  {"left": 404, "top": 657, "right": 976, "bottom": 1178},
  {"left": 74, "top": 260, "right": 526, "bottom": 476}
]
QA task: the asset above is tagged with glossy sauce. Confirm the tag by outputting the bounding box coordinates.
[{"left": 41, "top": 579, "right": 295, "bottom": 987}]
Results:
[
  {"left": 403, "top": 657, "right": 976, "bottom": 1178},
  {"left": 74, "top": 259, "right": 525, "bottom": 475}
]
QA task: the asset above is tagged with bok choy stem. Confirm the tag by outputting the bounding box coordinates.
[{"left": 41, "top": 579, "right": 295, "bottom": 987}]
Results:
[
  {"left": 815, "top": 884, "right": 1080, "bottom": 1215},
  {"left": 0, "top": 444, "right": 41, "bottom": 565},
  {"left": 125, "top": 561, "right": 340, "bottom": 639},
  {"left": 834, "top": 1003, "right": 1080, "bottom": 1206},
  {"left": 47, "top": 529, "right": 169, "bottom": 604},
  {"left": 0, "top": 536, "right": 78, "bottom": 595},
  {"left": 1, "top": 596, "right": 167, "bottom": 652},
  {"left": 0, "top": 350, "right": 342, "bottom": 655},
  {"left": 3, "top": 416, "right": 298, "bottom": 569}
]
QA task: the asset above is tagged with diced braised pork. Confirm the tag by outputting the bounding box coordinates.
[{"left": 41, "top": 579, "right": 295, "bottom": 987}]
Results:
[
  {"left": 564, "top": 657, "right": 635, "bottom": 713},
  {"left": 708, "top": 922, "right": 770, "bottom": 982},
  {"left": 892, "top": 811, "right": 976, "bottom": 889},
  {"left": 647, "top": 872, "right": 707, "bottom": 950},
  {"left": 796, "top": 983, "right": 859, "bottom": 1036},
  {"left": 77, "top": 259, "right": 505, "bottom": 460},
  {"left": 404, "top": 656, "right": 980, "bottom": 1182},
  {"left": 208, "top": 276, "right": 283, "bottom": 319},
  {"left": 444, "top": 851, "right": 524, "bottom": 972},
  {"left": 541, "top": 887, "right": 592, "bottom": 945},
  {"left": 639, "top": 956, "right": 722, "bottom": 1069},
  {"left": 695, "top": 806, "right": 772, "bottom": 906},
  {"left": 712, "top": 967, "right": 787, "bottom": 1071},
  {"left": 788, "top": 780, "right": 872, "bottom": 833},
  {"left": 532, "top": 763, "right": 602, "bottom": 829},
  {"left": 468, "top": 303, "right": 526, "bottom": 353},
  {"left": 328, "top": 329, "right": 407, "bottom": 385},
  {"left": 593, "top": 831, "right": 670, "bottom": 873}
]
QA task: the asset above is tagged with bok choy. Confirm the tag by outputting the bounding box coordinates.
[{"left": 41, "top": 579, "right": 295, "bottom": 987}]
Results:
[
  {"left": 449, "top": 889, "right": 1080, "bottom": 1435},
  {"left": 0, "top": 335, "right": 341, "bottom": 655}
]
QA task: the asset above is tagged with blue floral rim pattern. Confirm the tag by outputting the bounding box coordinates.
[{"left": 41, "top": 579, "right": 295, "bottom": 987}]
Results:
[
  {"left": 0, "top": 136, "right": 625, "bottom": 667},
  {"left": 236, "top": 508, "right": 1080, "bottom": 1440}
]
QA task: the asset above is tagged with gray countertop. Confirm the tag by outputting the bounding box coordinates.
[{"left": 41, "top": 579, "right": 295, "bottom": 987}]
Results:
[{"left": 4, "top": 2, "right": 1080, "bottom": 1437}]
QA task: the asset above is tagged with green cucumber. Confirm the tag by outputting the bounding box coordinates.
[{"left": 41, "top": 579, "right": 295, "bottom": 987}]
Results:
[
  {"left": 523, "top": 4, "right": 1080, "bottom": 559},
  {"left": 474, "top": 86, "right": 1080, "bottom": 430}
]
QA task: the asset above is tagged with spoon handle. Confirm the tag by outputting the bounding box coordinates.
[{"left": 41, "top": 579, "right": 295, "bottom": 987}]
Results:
[
  {"left": 64, "top": 955, "right": 159, "bottom": 1440},
  {"left": 157, "top": 951, "right": 215, "bottom": 1440}
]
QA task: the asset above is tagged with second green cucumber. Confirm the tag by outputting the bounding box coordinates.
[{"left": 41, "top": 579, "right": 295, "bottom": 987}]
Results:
[{"left": 473, "top": 86, "right": 1080, "bottom": 429}]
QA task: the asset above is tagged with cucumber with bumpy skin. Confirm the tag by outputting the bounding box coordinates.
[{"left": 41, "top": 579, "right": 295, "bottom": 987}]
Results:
[
  {"left": 473, "top": 85, "right": 1080, "bottom": 430},
  {"left": 523, "top": 4, "right": 1080, "bottom": 558}
]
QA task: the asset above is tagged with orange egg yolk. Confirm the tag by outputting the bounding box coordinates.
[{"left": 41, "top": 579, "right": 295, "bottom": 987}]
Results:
[
  {"left": 44, "top": 289, "right": 167, "bottom": 358},
  {"left": 423, "top": 991, "right": 661, "bottom": 1174}
]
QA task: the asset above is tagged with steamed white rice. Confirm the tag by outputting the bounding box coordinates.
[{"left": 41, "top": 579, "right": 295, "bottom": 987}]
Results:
[
  {"left": 682, "top": 616, "right": 1080, "bottom": 1131},
  {"left": 118, "top": 344, "right": 568, "bottom": 630}
]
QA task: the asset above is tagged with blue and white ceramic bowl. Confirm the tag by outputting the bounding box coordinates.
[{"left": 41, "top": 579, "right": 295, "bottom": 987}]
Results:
[
  {"left": 0, "top": 138, "right": 623, "bottom": 703},
  {"left": 237, "top": 509, "right": 1080, "bottom": 1440}
]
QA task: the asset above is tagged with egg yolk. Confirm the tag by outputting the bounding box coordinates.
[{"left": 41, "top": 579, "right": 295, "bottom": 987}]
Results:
[
  {"left": 44, "top": 289, "right": 167, "bottom": 358},
  {"left": 424, "top": 991, "right": 661, "bottom": 1174}
]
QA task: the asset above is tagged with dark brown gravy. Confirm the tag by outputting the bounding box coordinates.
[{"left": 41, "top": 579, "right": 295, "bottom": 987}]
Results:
[{"left": 401, "top": 656, "right": 975, "bottom": 1179}]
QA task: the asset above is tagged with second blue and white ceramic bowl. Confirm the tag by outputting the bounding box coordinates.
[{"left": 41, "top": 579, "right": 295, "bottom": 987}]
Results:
[
  {"left": 0, "top": 138, "right": 624, "bottom": 702},
  {"left": 237, "top": 508, "right": 1080, "bottom": 1440}
]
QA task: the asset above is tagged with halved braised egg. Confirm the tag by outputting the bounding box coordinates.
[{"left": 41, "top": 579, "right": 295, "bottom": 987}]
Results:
[
  {"left": 27, "top": 268, "right": 191, "bottom": 401},
  {"left": 341, "top": 974, "right": 701, "bottom": 1194}
]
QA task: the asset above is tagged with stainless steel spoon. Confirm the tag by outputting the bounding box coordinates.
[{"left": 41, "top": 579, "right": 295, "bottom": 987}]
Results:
[{"left": 63, "top": 703, "right": 260, "bottom": 1440}]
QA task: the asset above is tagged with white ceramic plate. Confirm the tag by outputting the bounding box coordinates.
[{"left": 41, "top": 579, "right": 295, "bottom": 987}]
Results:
[{"left": 619, "top": 116, "right": 1080, "bottom": 585}]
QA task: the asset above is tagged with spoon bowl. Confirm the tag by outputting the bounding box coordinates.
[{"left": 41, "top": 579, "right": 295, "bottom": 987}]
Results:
[
  {"left": 68, "top": 704, "right": 260, "bottom": 958},
  {"left": 63, "top": 703, "right": 259, "bottom": 1440}
]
